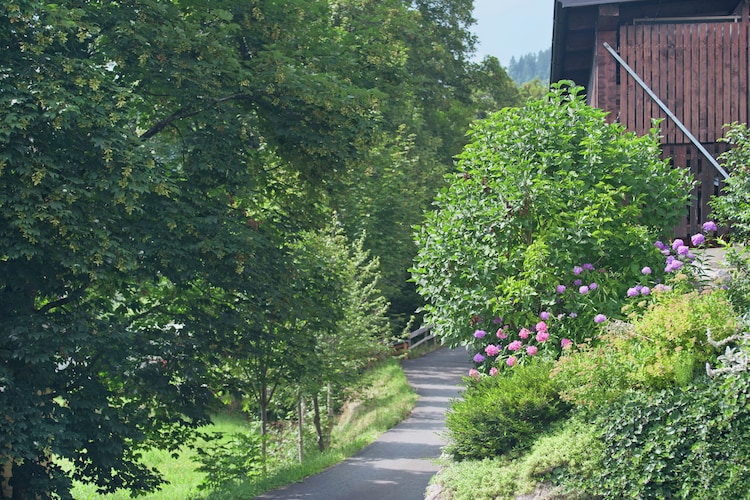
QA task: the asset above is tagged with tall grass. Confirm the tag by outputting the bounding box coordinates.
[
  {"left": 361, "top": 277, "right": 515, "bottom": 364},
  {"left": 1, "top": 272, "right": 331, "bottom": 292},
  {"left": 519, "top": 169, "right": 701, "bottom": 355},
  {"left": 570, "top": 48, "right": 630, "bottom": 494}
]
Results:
[{"left": 71, "top": 357, "right": 417, "bottom": 499}]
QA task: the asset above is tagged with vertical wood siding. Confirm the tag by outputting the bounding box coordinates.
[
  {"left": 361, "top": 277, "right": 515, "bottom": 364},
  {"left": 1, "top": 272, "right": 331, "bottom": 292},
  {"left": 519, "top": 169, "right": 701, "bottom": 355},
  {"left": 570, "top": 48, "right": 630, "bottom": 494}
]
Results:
[{"left": 615, "top": 19, "right": 747, "bottom": 236}]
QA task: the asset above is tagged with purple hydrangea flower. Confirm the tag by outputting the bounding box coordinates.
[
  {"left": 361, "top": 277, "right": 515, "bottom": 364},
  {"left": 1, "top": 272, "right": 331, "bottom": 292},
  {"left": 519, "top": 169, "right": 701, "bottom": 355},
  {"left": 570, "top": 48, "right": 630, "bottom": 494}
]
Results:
[
  {"left": 473, "top": 353, "right": 485, "bottom": 363},
  {"left": 579, "top": 285, "right": 590, "bottom": 295},
  {"left": 589, "top": 282, "right": 598, "bottom": 290},
  {"left": 540, "top": 311, "right": 550, "bottom": 320},
  {"left": 574, "top": 279, "right": 583, "bottom": 286},
  {"left": 641, "top": 286, "right": 651, "bottom": 295},
  {"left": 691, "top": 233, "right": 706, "bottom": 246},
  {"left": 583, "top": 263, "right": 595, "bottom": 271},
  {"left": 594, "top": 314, "right": 607, "bottom": 323},
  {"left": 677, "top": 245, "right": 690, "bottom": 256},
  {"left": 474, "top": 329, "right": 487, "bottom": 339},
  {"left": 642, "top": 266, "right": 652, "bottom": 275},
  {"left": 573, "top": 266, "right": 583, "bottom": 275},
  {"left": 672, "top": 238, "right": 685, "bottom": 251},
  {"left": 557, "top": 284, "right": 567, "bottom": 294},
  {"left": 655, "top": 240, "right": 668, "bottom": 251},
  {"left": 666, "top": 259, "right": 684, "bottom": 272},
  {"left": 627, "top": 287, "right": 639, "bottom": 297},
  {"left": 703, "top": 221, "right": 718, "bottom": 232},
  {"left": 569, "top": 312, "right": 578, "bottom": 318}
]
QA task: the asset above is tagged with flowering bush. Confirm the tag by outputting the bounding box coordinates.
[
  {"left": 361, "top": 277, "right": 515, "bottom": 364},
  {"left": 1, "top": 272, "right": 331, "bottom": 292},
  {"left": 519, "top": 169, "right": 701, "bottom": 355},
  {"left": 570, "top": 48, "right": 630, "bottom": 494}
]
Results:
[{"left": 412, "top": 82, "right": 692, "bottom": 374}]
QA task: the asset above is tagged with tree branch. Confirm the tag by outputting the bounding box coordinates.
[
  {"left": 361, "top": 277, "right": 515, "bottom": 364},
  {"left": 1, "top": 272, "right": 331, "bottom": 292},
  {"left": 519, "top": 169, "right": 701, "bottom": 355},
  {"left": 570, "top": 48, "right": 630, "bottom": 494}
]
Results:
[{"left": 139, "top": 93, "right": 254, "bottom": 140}]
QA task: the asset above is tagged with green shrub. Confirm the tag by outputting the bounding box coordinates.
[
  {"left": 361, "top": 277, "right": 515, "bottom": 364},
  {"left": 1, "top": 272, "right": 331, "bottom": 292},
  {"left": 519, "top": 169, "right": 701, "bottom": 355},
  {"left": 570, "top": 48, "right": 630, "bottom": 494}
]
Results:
[
  {"left": 412, "top": 82, "right": 692, "bottom": 361},
  {"left": 445, "top": 360, "right": 570, "bottom": 460},
  {"left": 633, "top": 288, "right": 739, "bottom": 386},
  {"left": 571, "top": 372, "right": 750, "bottom": 499},
  {"left": 551, "top": 289, "right": 740, "bottom": 407},
  {"left": 433, "top": 417, "right": 600, "bottom": 500},
  {"left": 710, "top": 123, "right": 750, "bottom": 244},
  {"left": 195, "top": 424, "right": 268, "bottom": 490}
]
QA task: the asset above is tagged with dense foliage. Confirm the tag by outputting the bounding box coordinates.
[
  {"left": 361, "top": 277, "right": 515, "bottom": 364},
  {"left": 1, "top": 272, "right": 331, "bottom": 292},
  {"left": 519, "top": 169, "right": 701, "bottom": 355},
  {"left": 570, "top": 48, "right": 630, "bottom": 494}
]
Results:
[
  {"left": 0, "top": 0, "right": 519, "bottom": 497},
  {"left": 575, "top": 371, "right": 750, "bottom": 499},
  {"left": 413, "top": 83, "right": 692, "bottom": 360},
  {"left": 711, "top": 123, "right": 750, "bottom": 243}
]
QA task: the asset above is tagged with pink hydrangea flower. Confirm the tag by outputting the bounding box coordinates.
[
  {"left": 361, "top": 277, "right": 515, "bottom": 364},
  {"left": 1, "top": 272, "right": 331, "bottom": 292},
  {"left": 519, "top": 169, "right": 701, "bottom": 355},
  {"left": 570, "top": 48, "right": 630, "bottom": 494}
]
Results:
[
  {"left": 506, "top": 356, "right": 517, "bottom": 367},
  {"left": 535, "top": 321, "right": 548, "bottom": 333},
  {"left": 469, "top": 369, "right": 480, "bottom": 380},
  {"left": 489, "top": 367, "right": 499, "bottom": 376},
  {"left": 484, "top": 344, "right": 500, "bottom": 356},
  {"left": 561, "top": 338, "right": 572, "bottom": 349},
  {"left": 526, "top": 345, "right": 538, "bottom": 356},
  {"left": 519, "top": 327, "right": 530, "bottom": 339},
  {"left": 536, "top": 331, "right": 549, "bottom": 343},
  {"left": 496, "top": 327, "right": 508, "bottom": 339},
  {"left": 507, "top": 340, "right": 523, "bottom": 351}
]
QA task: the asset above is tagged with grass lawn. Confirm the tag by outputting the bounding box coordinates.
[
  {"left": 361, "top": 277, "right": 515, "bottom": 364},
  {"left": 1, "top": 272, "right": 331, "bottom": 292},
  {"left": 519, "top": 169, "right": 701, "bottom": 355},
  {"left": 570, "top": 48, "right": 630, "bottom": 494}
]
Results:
[{"left": 71, "top": 357, "right": 417, "bottom": 499}]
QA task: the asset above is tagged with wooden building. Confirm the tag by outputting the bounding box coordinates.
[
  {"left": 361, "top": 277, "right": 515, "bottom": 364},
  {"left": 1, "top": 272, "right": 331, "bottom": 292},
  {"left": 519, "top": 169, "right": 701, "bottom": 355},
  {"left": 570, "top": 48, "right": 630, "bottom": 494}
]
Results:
[{"left": 551, "top": 0, "right": 749, "bottom": 236}]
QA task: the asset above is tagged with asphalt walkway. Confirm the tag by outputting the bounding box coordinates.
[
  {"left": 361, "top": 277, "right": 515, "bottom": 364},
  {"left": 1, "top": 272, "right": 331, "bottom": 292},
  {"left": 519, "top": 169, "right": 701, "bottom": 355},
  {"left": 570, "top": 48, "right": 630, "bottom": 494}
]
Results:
[{"left": 254, "top": 347, "right": 471, "bottom": 500}]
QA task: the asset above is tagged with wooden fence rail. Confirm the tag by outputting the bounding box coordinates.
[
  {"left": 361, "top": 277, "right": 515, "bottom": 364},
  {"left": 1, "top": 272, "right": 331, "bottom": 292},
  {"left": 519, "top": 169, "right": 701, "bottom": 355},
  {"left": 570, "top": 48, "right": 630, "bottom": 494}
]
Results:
[{"left": 392, "top": 324, "right": 437, "bottom": 353}]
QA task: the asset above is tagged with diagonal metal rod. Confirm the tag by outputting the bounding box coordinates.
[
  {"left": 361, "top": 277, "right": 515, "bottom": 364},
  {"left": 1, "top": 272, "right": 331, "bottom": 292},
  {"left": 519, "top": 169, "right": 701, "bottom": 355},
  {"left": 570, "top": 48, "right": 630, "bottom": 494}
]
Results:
[{"left": 603, "top": 41, "right": 729, "bottom": 180}]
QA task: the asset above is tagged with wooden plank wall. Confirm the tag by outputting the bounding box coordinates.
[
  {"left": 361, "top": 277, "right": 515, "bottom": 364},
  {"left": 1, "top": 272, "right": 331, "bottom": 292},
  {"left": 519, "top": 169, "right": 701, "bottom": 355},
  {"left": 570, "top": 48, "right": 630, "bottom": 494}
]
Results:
[
  {"left": 617, "top": 18, "right": 748, "bottom": 237},
  {"left": 666, "top": 143, "right": 729, "bottom": 238},
  {"left": 619, "top": 19, "right": 749, "bottom": 142}
]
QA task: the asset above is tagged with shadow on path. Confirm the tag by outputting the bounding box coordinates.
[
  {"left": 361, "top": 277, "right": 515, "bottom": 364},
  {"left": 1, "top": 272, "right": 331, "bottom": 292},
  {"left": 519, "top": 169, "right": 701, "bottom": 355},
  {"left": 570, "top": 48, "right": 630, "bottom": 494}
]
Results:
[{"left": 254, "top": 347, "right": 471, "bottom": 500}]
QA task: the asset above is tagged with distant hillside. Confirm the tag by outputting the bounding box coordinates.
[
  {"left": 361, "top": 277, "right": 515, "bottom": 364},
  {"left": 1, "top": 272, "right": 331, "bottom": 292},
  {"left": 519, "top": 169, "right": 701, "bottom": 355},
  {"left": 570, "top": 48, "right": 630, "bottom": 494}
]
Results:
[{"left": 507, "top": 48, "right": 551, "bottom": 85}]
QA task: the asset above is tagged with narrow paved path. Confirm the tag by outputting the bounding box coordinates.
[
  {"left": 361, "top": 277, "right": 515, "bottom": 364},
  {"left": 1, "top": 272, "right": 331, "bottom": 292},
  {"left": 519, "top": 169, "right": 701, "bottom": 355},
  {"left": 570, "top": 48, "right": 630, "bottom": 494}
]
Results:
[{"left": 255, "top": 347, "right": 471, "bottom": 500}]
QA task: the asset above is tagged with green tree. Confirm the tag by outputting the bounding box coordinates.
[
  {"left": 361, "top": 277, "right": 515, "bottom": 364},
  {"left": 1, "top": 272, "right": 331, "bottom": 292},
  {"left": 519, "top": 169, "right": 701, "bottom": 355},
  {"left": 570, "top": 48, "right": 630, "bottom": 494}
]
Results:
[
  {"left": 0, "top": 0, "right": 383, "bottom": 496},
  {"left": 328, "top": 0, "right": 520, "bottom": 329},
  {"left": 412, "top": 83, "right": 692, "bottom": 351}
]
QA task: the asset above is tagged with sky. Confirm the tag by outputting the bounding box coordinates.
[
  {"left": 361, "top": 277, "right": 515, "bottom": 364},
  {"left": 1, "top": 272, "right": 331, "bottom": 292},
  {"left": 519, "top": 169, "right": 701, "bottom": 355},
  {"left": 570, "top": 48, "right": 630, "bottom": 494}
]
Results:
[{"left": 471, "top": 0, "right": 555, "bottom": 66}]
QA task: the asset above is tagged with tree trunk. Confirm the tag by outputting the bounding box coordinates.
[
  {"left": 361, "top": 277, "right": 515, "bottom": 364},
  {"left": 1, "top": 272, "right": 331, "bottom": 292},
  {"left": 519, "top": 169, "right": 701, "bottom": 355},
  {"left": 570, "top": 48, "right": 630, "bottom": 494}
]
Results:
[
  {"left": 312, "top": 393, "right": 325, "bottom": 452},
  {"left": 297, "top": 393, "right": 304, "bottom": 463},
  {"left": 1, "top": 460, "right": 12, "bottom": 500},
  {"left": 326, "top": 382, "right": 334, "bottom": 449},
  {"left": 260, "top": 380, "right": 268, "bottom": 474}
]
